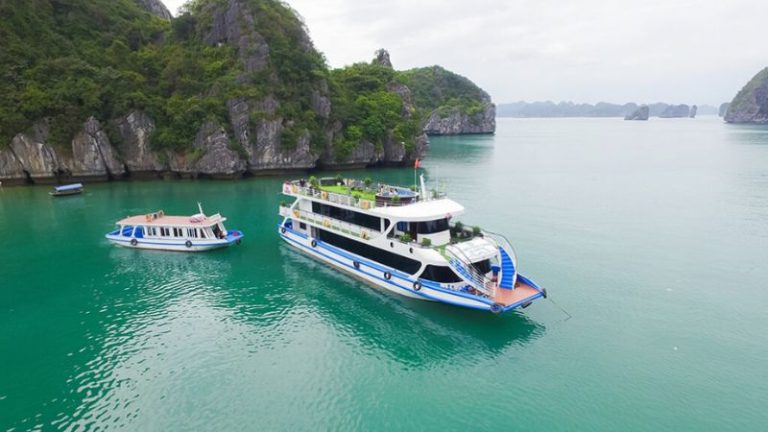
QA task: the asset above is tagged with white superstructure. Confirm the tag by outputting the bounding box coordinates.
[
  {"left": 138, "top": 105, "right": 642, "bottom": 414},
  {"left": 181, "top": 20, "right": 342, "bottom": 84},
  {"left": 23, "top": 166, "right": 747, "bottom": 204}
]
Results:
[
  {"left": 278, "top": 177, "right": 546, "bottom": 314},
  {"left": 106, "top": 205, "right": 243, "bottom": 252}
]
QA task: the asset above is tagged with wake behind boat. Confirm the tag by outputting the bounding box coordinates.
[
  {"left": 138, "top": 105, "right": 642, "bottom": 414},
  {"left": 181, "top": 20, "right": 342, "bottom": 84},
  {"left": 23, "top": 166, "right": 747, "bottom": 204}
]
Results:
[
  {"left": 106, "top": 204, "right": 243, "bottom": 252},
  {"left": 278, "top": 176, "right": 547, "bottom": 314}
]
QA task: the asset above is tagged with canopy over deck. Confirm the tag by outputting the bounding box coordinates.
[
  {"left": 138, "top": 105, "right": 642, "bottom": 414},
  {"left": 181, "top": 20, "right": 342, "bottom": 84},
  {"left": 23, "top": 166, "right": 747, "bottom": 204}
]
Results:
[
  {"left": 116, "top": 212, "right": 226, "bottom": 227},
  {"left": 369, "top": 198, "right": 465, "bottom": 221},
  {"left": 54, "top": 183, "right": 83, "bottom": 192}
]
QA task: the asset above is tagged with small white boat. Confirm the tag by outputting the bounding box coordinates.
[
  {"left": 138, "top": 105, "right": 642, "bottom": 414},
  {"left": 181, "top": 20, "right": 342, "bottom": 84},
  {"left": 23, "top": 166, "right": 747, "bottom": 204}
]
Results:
[
  {"left": 105, "top": 204, "right": 243, "bottom": 252},
  {"left": 50, "top": 183, "right": 83, "bottom": 197}
]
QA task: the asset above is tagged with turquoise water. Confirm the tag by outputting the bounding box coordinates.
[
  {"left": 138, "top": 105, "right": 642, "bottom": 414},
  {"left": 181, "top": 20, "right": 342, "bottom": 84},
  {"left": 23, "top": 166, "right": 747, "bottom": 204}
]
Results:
[{"left": 1, "top": 117, "right": 767, "bottom": 430}]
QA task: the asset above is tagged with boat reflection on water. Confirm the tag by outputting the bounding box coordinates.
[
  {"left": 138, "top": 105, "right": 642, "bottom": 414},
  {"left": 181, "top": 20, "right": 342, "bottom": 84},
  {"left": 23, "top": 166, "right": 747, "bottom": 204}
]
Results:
[{"left": 279, "top": 246, "right": 545, "bottom": 368}]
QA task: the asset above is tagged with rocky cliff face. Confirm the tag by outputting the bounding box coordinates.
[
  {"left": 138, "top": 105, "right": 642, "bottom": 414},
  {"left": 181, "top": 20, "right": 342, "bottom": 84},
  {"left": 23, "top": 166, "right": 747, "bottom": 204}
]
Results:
[
  {"left": 624, "top": 105, "right": 649, "bottom": 121},
  {"left": 0, "top": 1, "right": 432, "bottom": 184},
  {"left": 135, "top": 0, "right": 172, "bottom": 20},
  {"left": 725, "top": 67, "right": 768, "bottom": 124},
  {"left": 423, "top": 104, "right": 496, "bottom": 135},
  {"left": 0, "top": 118, "right": 125, "bottom": 184}
]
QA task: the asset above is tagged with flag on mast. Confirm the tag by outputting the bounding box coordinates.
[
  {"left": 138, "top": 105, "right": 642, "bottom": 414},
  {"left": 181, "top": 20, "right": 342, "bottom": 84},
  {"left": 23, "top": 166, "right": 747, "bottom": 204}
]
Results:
[{"left": 414, "top": 158, "right": 420, "bottom": 169}]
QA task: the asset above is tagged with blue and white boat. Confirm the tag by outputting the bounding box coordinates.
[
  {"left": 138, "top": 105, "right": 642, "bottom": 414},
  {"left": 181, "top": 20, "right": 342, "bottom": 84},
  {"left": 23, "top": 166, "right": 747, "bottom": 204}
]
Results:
[
  {"left": 278, "top": 176, "right": 547, "bottom": 314},
  {"left": 106, "top": 204, "right": 243, "bottom": 252},
  {"left": 49, "top": 183, "right": 83, "bottom": 197}
]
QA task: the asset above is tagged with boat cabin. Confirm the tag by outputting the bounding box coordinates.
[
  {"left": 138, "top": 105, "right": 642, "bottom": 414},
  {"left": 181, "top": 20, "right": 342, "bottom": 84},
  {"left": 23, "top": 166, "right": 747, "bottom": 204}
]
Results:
[{"left": 111, "top": 210, "right": 230, "bottom": 241}]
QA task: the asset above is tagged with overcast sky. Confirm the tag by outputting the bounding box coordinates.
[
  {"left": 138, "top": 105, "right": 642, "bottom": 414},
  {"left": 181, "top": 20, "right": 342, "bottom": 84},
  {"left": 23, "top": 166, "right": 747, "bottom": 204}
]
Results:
[{"left": 163, "top": 0, "right": 765, "bottom": 105}]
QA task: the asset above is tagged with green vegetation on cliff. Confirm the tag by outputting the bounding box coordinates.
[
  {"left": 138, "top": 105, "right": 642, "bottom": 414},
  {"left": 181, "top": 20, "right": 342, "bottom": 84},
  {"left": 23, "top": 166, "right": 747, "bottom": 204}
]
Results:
[
  {"left": 330, "top": 63, "right": 419, "bottom": 158},
  {"left": 0, "top": 0, "right": 418, "bottom": 157},
  {"left": 397, "top": 66, "right": 490, "bottom": 117},
  {"left": 725, "top": 67, "right": 768, "bottom": 124}
]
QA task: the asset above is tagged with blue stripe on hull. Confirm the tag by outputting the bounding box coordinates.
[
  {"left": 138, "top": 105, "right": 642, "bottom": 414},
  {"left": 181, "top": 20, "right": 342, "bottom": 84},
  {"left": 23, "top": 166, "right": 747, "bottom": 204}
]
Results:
[{"left": 278, "top": 224, "right": 544, "bottom": 313}]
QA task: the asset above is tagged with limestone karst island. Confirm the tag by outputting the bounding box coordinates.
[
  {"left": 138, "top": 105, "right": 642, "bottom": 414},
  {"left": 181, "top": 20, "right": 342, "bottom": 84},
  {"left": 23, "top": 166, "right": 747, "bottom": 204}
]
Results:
[
  {"left": 0, "top": 0, "right": 494, "bottom": 184},
  {"left": 1, "top": 0, "right": 767, "bottom": 431}
]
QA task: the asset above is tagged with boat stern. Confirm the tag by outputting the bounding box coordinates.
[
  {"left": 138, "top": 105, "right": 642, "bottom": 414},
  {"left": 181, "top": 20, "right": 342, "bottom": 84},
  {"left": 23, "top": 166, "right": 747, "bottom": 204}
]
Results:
[{"left": 225, "top": 230, "right": 244, "bottom": 245}]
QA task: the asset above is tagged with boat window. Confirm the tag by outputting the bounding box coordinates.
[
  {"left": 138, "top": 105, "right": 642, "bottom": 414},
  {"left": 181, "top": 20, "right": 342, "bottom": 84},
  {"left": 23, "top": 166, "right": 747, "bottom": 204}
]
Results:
[
  {"left": 415, "top": 219, "right": 449, "bottom": 234},
  {"left": 212, "top": 225, "right": 222, "bottom": 239},
  {"left": 420, "top": 265, "right": 463, "bottom": 283},
  {"left": 173, "top": 227, "right": 182, "bottom": 237},
  {"left": 316, "top": 228, "right": 421, "bottom": 274},
  {"left": 299, "top": 222, "right": 307, "bottom": 230},
  {"left": 200, "top": 229, "right": 206, "bottom": 239},
  {"left": 188, "top": 228, "right": 198, "bottom": 238},
  {"left": 160, "top": 227, "right": 170, "bottom": 237},
  {"left": 312, "top": 202, "right": 382, "bottom": 231},
  {"left": 472, "top": 259, "right": 492, "bottom": 274}
]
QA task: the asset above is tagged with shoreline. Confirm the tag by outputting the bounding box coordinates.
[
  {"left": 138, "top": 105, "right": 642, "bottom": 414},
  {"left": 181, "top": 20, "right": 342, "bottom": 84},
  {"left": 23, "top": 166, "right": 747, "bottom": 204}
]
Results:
[{"left": 0, "top": 162, "right": 419, "bottom": 188}]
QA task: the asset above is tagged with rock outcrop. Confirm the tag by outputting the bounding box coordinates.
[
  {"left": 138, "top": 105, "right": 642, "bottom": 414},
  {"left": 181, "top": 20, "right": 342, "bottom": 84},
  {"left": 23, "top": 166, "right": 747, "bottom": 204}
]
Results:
[
  {"left": 423, "top": 104, "right": 496, "bottom": 135},
  {"left": 113, "top": 111, "right": 164, "bottom": 175},
  {"left": 2, "top": 118, "right": 125, "bottom": 183},
  {"left": 624, "top": 105, "right": 649, "bottom": 121},
  {"left": 689, "top": 105, "right": 697, "bottom": 118},
  {"left": 372, "top": 49, "right": 393, "bottom": 68},
  {"left": 0, "top": 1, "right": 436, "bottom": 185},
  {"left": 659, "top": 104, "right": 691, "bottom": 118},
  {"left": 719, "top": 102, "right": 730, "bottom": 117},
  {"left": 725, "top": 67, "right": 768, "bottom": 124},
  {"left": 135, "top": 0, "right": 172, "bottom": 20}
]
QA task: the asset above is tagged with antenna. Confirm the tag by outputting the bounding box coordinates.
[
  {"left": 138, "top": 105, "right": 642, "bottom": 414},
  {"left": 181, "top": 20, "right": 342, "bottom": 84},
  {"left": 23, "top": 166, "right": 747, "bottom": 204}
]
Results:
[{"left": 197, "top": 202, "right": 204, "bottom": 216}]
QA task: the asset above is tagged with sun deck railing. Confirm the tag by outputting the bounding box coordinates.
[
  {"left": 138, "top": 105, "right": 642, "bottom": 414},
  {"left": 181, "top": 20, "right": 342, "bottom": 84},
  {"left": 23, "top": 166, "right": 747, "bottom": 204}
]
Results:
[
  {"left": 282, "top": 206, "right": 381, "bottom": 240},
  {"left": 283, "top": 182, "right": 377, "bottom": 211},
  {"left": 445, "top": 245, "right": 497, "bottom": 298}
]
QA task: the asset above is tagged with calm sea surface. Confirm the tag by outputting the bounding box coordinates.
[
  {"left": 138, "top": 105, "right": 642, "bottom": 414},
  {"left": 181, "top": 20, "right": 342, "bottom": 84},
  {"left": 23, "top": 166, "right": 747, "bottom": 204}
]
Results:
[{"left": 1, "top": 117, "right": 767, "bottom": 431}]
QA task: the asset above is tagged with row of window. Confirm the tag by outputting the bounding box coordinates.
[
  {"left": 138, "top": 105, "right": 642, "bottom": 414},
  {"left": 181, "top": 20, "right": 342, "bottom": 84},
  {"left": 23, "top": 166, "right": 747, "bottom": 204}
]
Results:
[
  {"left": 145, "top": 226, "right": 209, "bottom": 239},
  {"left": 316, "top": 228, "right": 422, "bottom": 274},
  {"left": 315, "top": 228, "right": 464, "bottom": 283},
  {"left": 312, "top": 202, "right": 382, "bottom": 231}
]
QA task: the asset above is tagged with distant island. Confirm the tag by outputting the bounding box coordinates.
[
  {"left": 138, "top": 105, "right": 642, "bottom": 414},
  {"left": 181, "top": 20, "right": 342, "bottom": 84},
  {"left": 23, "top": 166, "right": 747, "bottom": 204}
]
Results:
[
  {"left": 724, "top": 67, "right": 768, "bottom": 124},
  {"left": 497, "top": 101, "right": 718, "bottom": 118},
  {"left": 0, "top": 0, "right": 493, "bottom": 185}
]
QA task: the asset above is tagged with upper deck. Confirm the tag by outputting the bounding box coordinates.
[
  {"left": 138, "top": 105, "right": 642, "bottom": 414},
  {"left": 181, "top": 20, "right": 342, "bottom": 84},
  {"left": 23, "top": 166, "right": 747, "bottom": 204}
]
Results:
[{"left": 282, "top": 177, "right": 465, "bottom": 221}]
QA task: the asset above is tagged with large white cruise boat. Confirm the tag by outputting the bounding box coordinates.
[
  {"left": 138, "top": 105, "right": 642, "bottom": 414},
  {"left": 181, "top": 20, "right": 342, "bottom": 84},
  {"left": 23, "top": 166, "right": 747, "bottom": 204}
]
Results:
[{"left": 278, "top": 176, "right": 547, "bottom": 314}]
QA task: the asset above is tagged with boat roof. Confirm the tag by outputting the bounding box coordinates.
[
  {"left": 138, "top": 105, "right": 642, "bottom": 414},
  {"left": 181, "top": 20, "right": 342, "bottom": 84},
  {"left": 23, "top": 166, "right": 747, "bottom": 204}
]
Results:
[
  {"left": 116, "top": 213, "right": 226, "bottom": 227},
  {"left": 369, "top": 198, "right": 465, "bottom": 221},
  {"left": 54, "top": 183, "right": 83, "bottom": 191}
]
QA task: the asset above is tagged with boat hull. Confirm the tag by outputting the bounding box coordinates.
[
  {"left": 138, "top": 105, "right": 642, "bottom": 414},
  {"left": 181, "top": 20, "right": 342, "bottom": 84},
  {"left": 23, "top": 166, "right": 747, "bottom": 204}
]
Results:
[
  {"left": 279, "top": 225, "right": 545, "bottom": 314},
  {"left": 49, "top": 189, "right": 83, "bottom": 197},
  {"left": 105, "top": 230, "right": 243, "bottom": 252}
]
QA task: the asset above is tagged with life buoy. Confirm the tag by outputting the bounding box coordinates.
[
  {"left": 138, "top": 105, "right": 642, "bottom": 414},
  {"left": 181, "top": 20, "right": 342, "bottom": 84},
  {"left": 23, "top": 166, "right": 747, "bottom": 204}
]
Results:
[
  {"left": 413, "top": 281, "right": 422, "bottom": 291},
  {"left": 185, "top": 240, "right": 192, "bottom": 248},
  {"left": 130, "top": 238, "right": 138, "bottom": 246},
  {"left": 280, "top": 227, "right": 286, "bottom": 234},
  {"left": 353, "top": 261, "right": 360, "bottom": 269},
  {"left": 490, "top": 303, "right": 504, "bottom": 314},
  {"left": 384, "top": 272, "right": 392, "bottom": 280},
  {"left": 311, "top": 239, "right": 317, "bottom": 248}
]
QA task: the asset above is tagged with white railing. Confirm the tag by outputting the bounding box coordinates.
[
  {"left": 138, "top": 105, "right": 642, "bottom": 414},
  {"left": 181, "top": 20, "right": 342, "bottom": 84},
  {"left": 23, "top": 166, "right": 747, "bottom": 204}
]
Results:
[
  {"left": 445, "top": 245, "right": 496, "bottom": 298},
  {"left": 283, "top": 182, "right": 376, "bottom": 211},
  {"left": 284, "top": 207, "right": 381, "bottom": 240}
]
